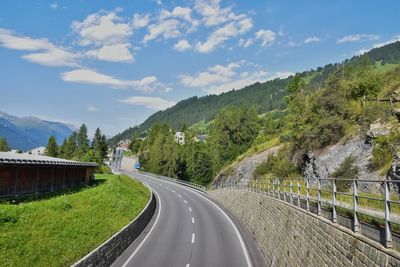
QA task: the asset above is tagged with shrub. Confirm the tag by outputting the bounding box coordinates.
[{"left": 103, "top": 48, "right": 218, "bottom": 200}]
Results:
[
  {"left": 332, "top": 156, "right": 359, "bottom": 192},
  {"left": 253, "top": 150, "right": 298, "bottom": 179},
  {"left": 371, "top": 132, "right": 400, "bottom": 171}
]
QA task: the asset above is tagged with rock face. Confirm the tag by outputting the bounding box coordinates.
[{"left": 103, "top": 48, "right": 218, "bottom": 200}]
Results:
[
  {"left": 214, "top": 144, "right": 283, "bottom": 186},
  {"left": 366, "top": 120, "right": 392, "bottom": 139},
  {"left": 302, "top": 138, "right": 383, "bottom": 193}
]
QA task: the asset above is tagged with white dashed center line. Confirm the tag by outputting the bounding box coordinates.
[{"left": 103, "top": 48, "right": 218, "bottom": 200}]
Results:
[
  {"left": 172, "top": 190, "right": 175, "bottom": 193},
  {"left": 178, "top": 194, "right": 182, "bottom": 198},
  {"left": 186, "top": 264, "right": 190, "bottom": 267},
  {"left": 191, "top": 233, "right": 195, "bottom": 244},
  {"left": 189, "top": 207, "right": 192, "bottom": 212},
  {"left": 192, "top": 217, "right": 195, "bottom": 224},
  {"left": 184, "top": 200, "right": 187, "bottom": 204}
]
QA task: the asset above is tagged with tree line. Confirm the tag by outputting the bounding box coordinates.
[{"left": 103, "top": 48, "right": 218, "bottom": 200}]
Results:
[
  {"left": 135, "top": 106, "right": 260, "bottom": 185},
  {"left": 45, "top": 124, "right": 109, "bottom": 171}
]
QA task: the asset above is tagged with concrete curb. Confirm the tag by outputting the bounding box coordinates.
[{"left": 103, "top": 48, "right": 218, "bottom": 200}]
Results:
[{"left": 72, "top": 181, "right": 156, "bottom": 267}]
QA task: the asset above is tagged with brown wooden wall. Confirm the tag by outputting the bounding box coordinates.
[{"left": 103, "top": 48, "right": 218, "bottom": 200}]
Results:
[{"left": 0, "top": 165, "right": 96, "bottom": 197}]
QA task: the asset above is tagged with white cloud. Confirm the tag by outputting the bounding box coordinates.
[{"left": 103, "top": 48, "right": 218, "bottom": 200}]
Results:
[
  {"left": 304, "top": 36, "right": 320, "bottom": 44},
  {"left": 0, "top": 28, "right": 79, "bottom": 67},
  {"left": 194, "top": 0, "right": 243, "bottom": 27},
  {"left": 180, "top": 61, "right": 292, "bottom": 95},
  {"left": 85, "top": 43, "right": 134, "bottom": 62},
  {"left": 132, "top": 13, "right": 150, "bottom": 29},
  {"left": 87, "top": 105, "right": 99, "bottom": 112},
  {"left": 195, "top": 18, "right": 252, "bottom": 53},
  {"left": 239, "top": 38, "right": 253, "bottom": 48},
  {"left": 118, "top": 96, "right": 176, "bottom": 110},
  {"left": 255, "top": 29, "right": 276, "bottom": 47},
  {"left": 172, "top": 7, "right": 192, "bottom": 22},
  {"left": 353, "top": 35, "right": 400, "bottom": 55},
  {"left": 354, "top": 48, "right": 370, "bottom": 56},
  {"left": 336, "top": 34, "right": 380, "bottom": 44},
  {"left": 71, "top": 10, "right": 136, "bottom": 63},
  {"left": 143, "top": 19, "right": 181, "bottom": 42},
  {"left": 50, "top": 2, "right": 58, "bottom": 9},
  {"left": 372, "top": 35, "right": 400, "bottom": 49},
  {"left": 72, "top": 10, "right": 133, "bottom": 46},
  {"left": 174, "top": 39, "right": 192, "bottom": 51},
  {"left": 61, "top": 69, "right": 164, "bottom": 92},
  {"left": 180, "top": 61, "right": 241, "bottom": 87}
]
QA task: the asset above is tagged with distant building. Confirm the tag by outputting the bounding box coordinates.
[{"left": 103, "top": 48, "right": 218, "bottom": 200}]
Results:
[
  {"left": 194, "top": 134, "right": 208, "bottom": 143},
  {"left": 25, "top": 146, "right": 46, "bottom": 156},
  {"left": 175, "top": 132, "right": 185, "bottom": 145},
  {"left": 117, "top": 139, "right": 131, "bottom": 151},
  {"left": 0, "top": 152, "right": 97, "bottom": 197}
]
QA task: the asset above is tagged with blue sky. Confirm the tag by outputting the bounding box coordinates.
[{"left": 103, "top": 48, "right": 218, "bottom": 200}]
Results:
[{"left": 0, "top": 0, "right": 399, "bottom": 136}]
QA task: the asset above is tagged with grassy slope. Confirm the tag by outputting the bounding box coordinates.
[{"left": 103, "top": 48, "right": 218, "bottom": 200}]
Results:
[{"left": 0, "top": 174, "right": 150, "bottom": 267}]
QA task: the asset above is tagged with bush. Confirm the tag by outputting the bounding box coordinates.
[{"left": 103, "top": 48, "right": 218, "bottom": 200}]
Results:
[
  {"left": 371, "top": 132, "right": 400, "bottom": 171},
  {"left": 253, "top": 150, "right": 298, "bottom": 179},
  {"left": 96, "top": 164, "right": 112, "bottom": 174},
  {"left": 332, "top": 156, "right": 359, "bottom": 192}
]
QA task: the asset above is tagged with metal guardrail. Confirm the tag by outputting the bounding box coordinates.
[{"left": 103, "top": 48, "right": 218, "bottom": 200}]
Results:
[
  {"left": 213, "top": 177, "right": 400, "bottom": 249},
  {"left": 139, "top": 171, "right": 207, "bottom": 192}
]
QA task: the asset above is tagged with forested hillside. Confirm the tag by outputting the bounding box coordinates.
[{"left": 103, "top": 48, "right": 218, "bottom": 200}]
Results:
[{"left": 109, "top": 41, "right": 400, "bottom": 145}]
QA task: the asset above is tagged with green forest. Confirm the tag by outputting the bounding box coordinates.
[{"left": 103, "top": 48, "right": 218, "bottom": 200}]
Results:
[
  {"left": 109, "top": 41, "right": 400, "bottom": 146},
  {"left": 126, "top": 41, "right": 400, "bottom": 186}
]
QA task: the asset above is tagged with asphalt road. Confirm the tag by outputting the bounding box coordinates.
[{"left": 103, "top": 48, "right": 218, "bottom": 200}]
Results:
[{"left": 112, "top": 171, "right": 265, "bottom": 267}]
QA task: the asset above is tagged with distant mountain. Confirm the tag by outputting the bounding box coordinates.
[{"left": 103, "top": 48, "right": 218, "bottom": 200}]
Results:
[
  {"left": 0, "top": 111, "right": 75, "bottom": 151},
  {"left": 109, "top": 41, "right": 400, "bottom": 145}
]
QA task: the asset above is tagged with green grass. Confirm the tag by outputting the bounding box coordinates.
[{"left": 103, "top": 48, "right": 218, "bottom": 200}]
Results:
[
  {"left": 373, "top": 60, "right": 399, "bottom": 73},
  {"left": 189, "top": 119, "right": 213, "bottom": 134},
  {"left": 0, "top": 174, "right": 150, "bottom": 267}
]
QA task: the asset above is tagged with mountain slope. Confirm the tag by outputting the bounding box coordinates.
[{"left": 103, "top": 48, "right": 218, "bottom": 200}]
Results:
[
  {"left": 109, "top": 41, "right": 400, "bottom": 145},
  {"left": 0, "top": 112, "right": 75, "bottom": 151}
]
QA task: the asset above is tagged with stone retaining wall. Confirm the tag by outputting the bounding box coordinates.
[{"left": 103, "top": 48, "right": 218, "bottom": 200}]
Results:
[
  {"left": 210, "top": 189, "right": 400, "bottom": 266},
  {"left": 72, "top": 191, "right": 156, "bottom": 267}
]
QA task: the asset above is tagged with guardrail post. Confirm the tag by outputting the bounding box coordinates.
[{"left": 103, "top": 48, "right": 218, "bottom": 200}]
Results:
[
  {"left": 277, "top": 178, "right": 281, "bottom": 200},
  {"left": 283, "top": 178, "right": 287, "bottom": 202},
  {"left": 385, "top": 180, "right": 392, "bottom": 248},
  {"left": 290, "top": 178, "right": 293, "bottom": 204},
  {"left": 306, "top": 178, "right": 310, "bottom": 211},
  {"left": 317, "top": 176, "right": 321, "bottom": 216},
  {"left": 297, "top": 178, "right": 301, "bottom": 207},
  {"left": 353, "top": 179, "right": 359, "bottom": 233},
  {"left": 332, "top": 178, "right": 337, "bottom": 223}
]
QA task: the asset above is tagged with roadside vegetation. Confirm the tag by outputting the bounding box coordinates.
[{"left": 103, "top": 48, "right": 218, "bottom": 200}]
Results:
[
  {"left": 45, "top": 125, "right": 110, "bottom": 173},
  {"left": 0, "top": 174, "right": 150, "bottom": 266}
]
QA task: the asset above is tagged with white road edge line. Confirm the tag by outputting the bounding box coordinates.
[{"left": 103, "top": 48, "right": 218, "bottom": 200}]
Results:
[
  {"left": 192, "top": 217, "right": 195, "bottom": 224},
  {"left": 191, "top": 233, "right": 195, "bottom": 244},
  {"left": 121, "top": 191, "right": 162, "bottom": 267},
  {"left": 149, "top": 175, "right": 253, "bottom": 267}
]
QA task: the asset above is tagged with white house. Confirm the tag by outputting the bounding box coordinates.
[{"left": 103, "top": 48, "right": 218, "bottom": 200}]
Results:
[
  {"left": 175, "top": 132, "right": 185, "bottom": 145},
  {"left": 25, "top": 146, "right": 46, "bottom": 156}
]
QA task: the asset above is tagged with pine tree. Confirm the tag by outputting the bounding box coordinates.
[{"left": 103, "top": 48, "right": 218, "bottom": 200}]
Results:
[
  {"left": 45, "top": 136, "right": 58, "bottom": 157},
  {"left": 59, "top": 138, "right": 68, "bottom": 158},
  {"left": 65, "top": 132, "right": 77, "bottom": 159},
  {"left": 77, "top": 124, "right": 89, "bottom": 158},
  {"left": 0, "top": 137, "right": 10, "bottom": 152},
  {"left": 100, "top": 134, "right": 108, "bottom": 160}
]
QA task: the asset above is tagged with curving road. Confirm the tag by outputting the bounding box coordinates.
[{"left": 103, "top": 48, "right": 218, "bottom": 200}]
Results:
[{"left": 112, "top": 171, "right": 265, "bottom": 267}]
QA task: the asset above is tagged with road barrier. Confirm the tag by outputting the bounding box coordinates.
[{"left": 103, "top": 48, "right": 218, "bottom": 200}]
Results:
[
  {"left": 72, "top": 182, "right": 156, "bottom": 267},
  {"left": 139, "top": 171, "right": 207, "bottom": 192},
  {"left": 213, "top": 177, "right": 400, "bottom": 250}
]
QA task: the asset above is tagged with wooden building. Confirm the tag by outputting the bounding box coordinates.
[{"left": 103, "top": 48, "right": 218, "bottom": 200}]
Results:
[{"left": 0, "top": 152, "right": 98, "bottom": 197}]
